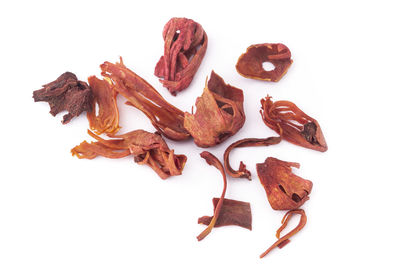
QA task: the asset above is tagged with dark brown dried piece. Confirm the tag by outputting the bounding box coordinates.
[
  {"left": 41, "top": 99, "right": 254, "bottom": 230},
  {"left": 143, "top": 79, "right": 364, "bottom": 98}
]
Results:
[
  {"left": 256, "top": 157, "right": 312, "bottom": 210},
  {"left": 261, "top": 96, "right": 328, "bottom": 152},
  {"left": 236, "top": 43, "right": 292, "bottom": 82},
  {"left": 71, "top": 129, "right": 187, "bottom": 179},
  {"left": 260, "top": 209, "right": 307, "bottom": 258},
  {"left": 33, "top": 72, "right": 93, "bottom": 124},
  {"left": 184, "top": 71, "right": 245, "bottom": 147},
  {"left": 101, "top": 58, "right": 190, "bottom": 141},
  {"left": 155, "top": 17, "right": 208, "bottom": 95},
  {"left": 198, "top": 198, "right": 252, "bottom": 230}
]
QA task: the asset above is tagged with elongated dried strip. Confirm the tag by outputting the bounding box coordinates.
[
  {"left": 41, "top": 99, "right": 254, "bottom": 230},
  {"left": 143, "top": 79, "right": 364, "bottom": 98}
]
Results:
[
  {"left": 261, "top": 95, "right": 327, "bottom": 152},
  {"left": 197, "top": 151, "right": 227, "bottom": 241},
  {"left": 260, "top": 209, "right": 307, "bottom": 258},
  {"left": 198, "top": 198, "right": 252, "bottom": 230},
  {"left": 101, "top": 58, "right": 190, "bottom": 141},
  {"left": 87, "top": 76, "right": 120, "bottom": 134}
]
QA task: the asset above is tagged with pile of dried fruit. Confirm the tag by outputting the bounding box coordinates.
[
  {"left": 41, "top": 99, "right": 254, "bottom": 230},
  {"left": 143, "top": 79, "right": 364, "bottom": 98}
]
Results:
[{"left": 33, "top": 17, "right": 327, "bottom": 258}]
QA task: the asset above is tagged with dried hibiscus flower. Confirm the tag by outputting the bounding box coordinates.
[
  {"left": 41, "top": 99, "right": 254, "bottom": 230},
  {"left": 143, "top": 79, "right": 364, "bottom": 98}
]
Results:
[
  {"left": 260, "top": 209, "right": 307, "bottom": 258},
  {"left": 71, "top": 129, "right": 187, "bottom": 179},
  {"left": 155, "top": 17, "right": 208, "bottom": 95},
  {"left": 86, "top": 76, "right": 120, "bottom": 134},
  {"left": 184, "top": 71, "right": 245, "bottom": 147},
  {"left": 198, "top": 198, "right": 252, "bottom": 231},
  {"left": 101, "top": 58, "right": 190, "bottom": 141},
  {"left": 236, "top": 43, "right": 292, "bottom": 82},
  {"left": 256, "top": 157, "right": 312, "bottom": 210},
  {"left": 33, "top": 72, "right": 93, "bottom": 124},
  {"left": 261, "top": 96, "right": 328, "bottom": 152}
]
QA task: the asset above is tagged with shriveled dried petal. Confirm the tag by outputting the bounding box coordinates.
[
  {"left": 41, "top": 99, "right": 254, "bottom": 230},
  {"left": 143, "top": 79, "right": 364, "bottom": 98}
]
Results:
[
  {"left": 101, "top": 58, "right": 190, "bottom": 141},
  {"left": 184, "top": 71, "right": 245, "bottom": 147},
  {"left": 86, "top": 76, "right": 120, "bottom": 134},
  {"left": 260, "top": 209, "right": 307, "bottom": 258},
  {"left": 33, "top": 72, "right": 93, "bottom": 124},
  {"left": 236, "top": 43, "right": 292, "bottom": 82},
  {"left": 155, "top": 17, "right": 208, "bottom": 95},
  {"left": 71, "top": 129, "right": 187, "bottom": 179},
  {"left": 256, "top": 157, "right": 312, "bottom": 210},
  {"left": 261, "top": 95, "right": 328, "bottom": 152},
  {"left": 198, "top": 198, "right": 252, "bottom": 230},
  {"left": 197, "top": 151, "right": 227, "bottom": 241}
]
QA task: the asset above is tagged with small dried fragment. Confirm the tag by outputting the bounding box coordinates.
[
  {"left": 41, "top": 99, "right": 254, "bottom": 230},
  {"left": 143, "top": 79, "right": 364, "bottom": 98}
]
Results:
[
  {"left": 260, "top": 209, "right": 307, "bottom": 258},
  {"left": 86, "top": 76, "right": 120, "bottom": 134},
  {"left": 236, "top": 43, "right": 292, "bottom": 82},
  {"left": 155, "top": 17, "right": 208, "bottom": 95},
  {"left": 256, "top": 157, "right": 312, "bottom": 210},
  {"left": 197, "top": 151, "right": 227, "bottom": 241},
  {"left": 33, "top": 72, "right": 93, "bottom": 124},
  {"left": 198, "top": 198, "right": 252, "bottom": 230},
  {"left": 71, "top": 129, "right": 187, "bottom": 179},
  {"left": 184, "top": 71, "right": 245, "bottom": 147},
  {"left": 261, "top": 96, "right": 328, "bottom": 152}
]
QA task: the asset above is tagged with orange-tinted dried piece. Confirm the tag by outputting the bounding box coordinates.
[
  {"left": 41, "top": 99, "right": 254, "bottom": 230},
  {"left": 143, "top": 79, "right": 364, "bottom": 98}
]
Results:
[
  {"left": 184, "top": 71, "right": 245, "bottom": 148},
  {"left": 256, "top": 157, "right": 312, "bottom": 210},
  {"left": 155, "top": 17, "right": 208, "bottom": 95},
  {"left": 86, "top": 76, "right": 120, "bottom": 135},
  {"left": 71, "top": 129, "right": 187, "bottom": 179},
  {"left": 101, "top": 58, "right": 190, "bottom": 141},
  {"left": 198, "top": 198, "right": 252, "bottom": 230},
  {"left": 236, "top": 43, "right": 292, "bottom": 82},
  {"left": 261, "top": 96, "right": 328, "bottom": 152},
  {"left": 260, "top": 209, "right": 307, "bottom": 258}
]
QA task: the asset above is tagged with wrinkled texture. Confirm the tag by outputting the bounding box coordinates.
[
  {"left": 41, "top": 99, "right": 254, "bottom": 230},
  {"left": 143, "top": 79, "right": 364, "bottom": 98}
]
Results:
[
  {"left": 198, "top": 198, "right": 252, "bottom": 230},
  {"left": 71, "top": 129, "right": 187, "bottom": 179},
  {"left": 236, "top": 43, "right": 292, "bottom": 82},
  {"left": 155, "top": 17, "right": 208, "bottom": 95},
  {"left": 261, "top": 96, "right": 327, "bottom": 152},
  {"left": 197, "top": 151, "right": 227, "bottom": 241},
  {"left": 184, "top": 71, "right": 245, "bottom": 147},
  {"left": 87, "top": 76, "right": 120, "bottom": 134},
  {"left": 260, "top": 209, "right": 307, "bottom": 258},
  {"left": 101, "top": 58, "right": 190, "bottom": 141},
  {"left": 33, "top": 72, "right": 93, "bottom": 124},
  {"left": 256, "top": 157, "right": 312, "bottom": 210}
]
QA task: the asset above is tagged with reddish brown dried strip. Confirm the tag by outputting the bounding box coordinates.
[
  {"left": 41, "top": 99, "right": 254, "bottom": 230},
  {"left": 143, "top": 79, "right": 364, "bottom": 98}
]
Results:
[
  {"left": 198, "top": 198, "right": 252, "bottom": 230},
  {"left": 260, "top": 209, "right": 307, "bottom": 258},
  {"left": 155, "top": 17, "right": 208, "bottom": 95},
  {"left": 236, "top": 43, "right": 292, "bottom": 82}
]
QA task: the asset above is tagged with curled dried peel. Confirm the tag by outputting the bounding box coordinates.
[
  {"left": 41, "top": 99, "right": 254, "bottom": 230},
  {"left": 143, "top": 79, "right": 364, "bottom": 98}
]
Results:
[{"left": 236, "top": 43, "right": 292, "bottom": 82}]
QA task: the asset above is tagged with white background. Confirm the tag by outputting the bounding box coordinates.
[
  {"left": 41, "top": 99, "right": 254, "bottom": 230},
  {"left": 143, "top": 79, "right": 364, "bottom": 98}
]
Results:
[{"left": 1, "top": 0, "right": 399, "bottom": 265}]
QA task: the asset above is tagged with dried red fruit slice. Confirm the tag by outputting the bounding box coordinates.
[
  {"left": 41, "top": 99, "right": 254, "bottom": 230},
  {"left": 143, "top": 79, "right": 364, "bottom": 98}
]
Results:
[{"left": 236, "top": 43, "right": 292, "bottom": 82}]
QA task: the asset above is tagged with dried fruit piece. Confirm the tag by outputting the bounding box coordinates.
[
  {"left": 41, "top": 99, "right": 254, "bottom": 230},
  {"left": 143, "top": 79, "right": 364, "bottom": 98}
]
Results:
[
  {"left": 256, "top": 157, "right": 312, "bottom": 210},
  {"left": 261, "top": 96, "right": 328, "bottom": 152},
  {"left": 260, "top": 209, "right": 307, "bottom": 258},
  {"left": 33, "top": 72, "right": 93, "bottom": 124},
  {"left": 101, "top": 58, "right": 190, "bottom": 141},
  {"left": 86, "top": 76, "right": 120, "bottom": 134},
  {"left": 197, "top": 151, "right": 227, "bottom": 241},
  {"left": 155, "top": 17, "right": 208, "bottom": 95},
  {"left": 71, "top": 129, "right": 187, "bottom": 179},
  {"left": 236, "top": 43, "right": 292, "bottom": 82},
  {"left": 198, "top": 198, "right": 252, "bottom": 230},
  {"left": 184, "top": 71, "right": 245, "bottom": 147}
]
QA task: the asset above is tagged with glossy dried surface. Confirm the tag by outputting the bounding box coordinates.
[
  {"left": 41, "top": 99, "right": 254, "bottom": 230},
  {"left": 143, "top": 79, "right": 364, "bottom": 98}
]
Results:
[
  {"left": 198, "top": 198, "right": 252, "bottom": 230},
  {"left": 71, "top": 129, "right": 187, "bottom": 179},
  {"left": 261, "top": 96, "right": 328, "bottom": 152},
  {"left": 33, "top": 72, "right": 93, "bottom": 124},
  {"left": 256, "top": 157, "right": 312, "bottom": 210},
  {"left": 184, "top": 71, "right": 245, "bottom": 147},
  {"left": 236, "top": 43, "right": 292, "bottom": 82},
  {"left": 155, "top": 17, "right": 208, "bottom": 95}
]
